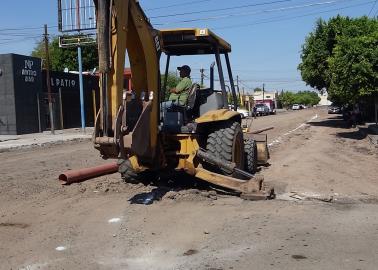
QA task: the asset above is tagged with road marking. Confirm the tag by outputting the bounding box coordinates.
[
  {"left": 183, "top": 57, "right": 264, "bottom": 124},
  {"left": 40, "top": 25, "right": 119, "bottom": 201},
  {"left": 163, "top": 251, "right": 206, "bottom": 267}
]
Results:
[
  {"left": 108, "top": 218, "right": 121, "bottom": 223},
  {"left": 268, "top": 114, "right": 318, "bottom": 147},
  {"left": 20, "top": 262, "right": 49, "bottom": 270}
]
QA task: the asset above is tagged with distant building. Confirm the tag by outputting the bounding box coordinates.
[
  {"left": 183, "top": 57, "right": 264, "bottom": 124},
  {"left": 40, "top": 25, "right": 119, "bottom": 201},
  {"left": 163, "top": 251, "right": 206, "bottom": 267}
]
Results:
[
  {"left": 41, "top": 70, "right": 99, "bottom": 130},
  {"left": 253, "top": 90, "right": 278, "bottom": 114},
  {"left": 0, "top": 54, "right": 42, "bottom": 135},
  {"left": 318, "top": 92, "right": 332, "bottom": 106},
  {"left": 0, "top": 53, "right": 99, "bottom": 135}
]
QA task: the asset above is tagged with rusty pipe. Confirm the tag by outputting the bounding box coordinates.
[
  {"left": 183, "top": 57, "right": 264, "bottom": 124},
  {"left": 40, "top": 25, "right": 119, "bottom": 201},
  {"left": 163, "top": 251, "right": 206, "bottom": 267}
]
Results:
[{"left": 59, "top": 162, "right": 118, "bottom": 185}]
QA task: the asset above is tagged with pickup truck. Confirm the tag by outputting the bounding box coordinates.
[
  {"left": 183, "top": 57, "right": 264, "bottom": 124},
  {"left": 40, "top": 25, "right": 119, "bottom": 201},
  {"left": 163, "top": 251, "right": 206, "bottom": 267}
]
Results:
[{"left": 255, "top": 104, "right": 270, "bottom": 116}]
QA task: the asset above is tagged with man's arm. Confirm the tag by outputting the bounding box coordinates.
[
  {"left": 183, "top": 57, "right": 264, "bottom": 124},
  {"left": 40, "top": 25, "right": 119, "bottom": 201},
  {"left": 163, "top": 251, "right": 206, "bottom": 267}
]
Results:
[{"left": 174, "top": 78, "right": 192, "bottom": 93}]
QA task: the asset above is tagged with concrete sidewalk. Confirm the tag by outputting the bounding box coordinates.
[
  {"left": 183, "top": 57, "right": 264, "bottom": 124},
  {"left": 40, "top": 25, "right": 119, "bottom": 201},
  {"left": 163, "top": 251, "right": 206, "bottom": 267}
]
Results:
[{"left": 0, "top": 128, "right": 93, "bottom": 152}]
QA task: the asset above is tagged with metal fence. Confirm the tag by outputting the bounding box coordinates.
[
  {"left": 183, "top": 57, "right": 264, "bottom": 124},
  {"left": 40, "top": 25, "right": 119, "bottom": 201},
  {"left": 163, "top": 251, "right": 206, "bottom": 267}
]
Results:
[{"left": 58, "top": 0, "right": 96, "bottom": 33}]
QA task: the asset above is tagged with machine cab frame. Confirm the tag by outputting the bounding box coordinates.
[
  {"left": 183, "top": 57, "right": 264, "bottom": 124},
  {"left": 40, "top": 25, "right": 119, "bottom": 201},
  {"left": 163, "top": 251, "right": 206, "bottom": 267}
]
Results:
[{"left": 160, "top": 28, "right": 239, "bottom": 127}]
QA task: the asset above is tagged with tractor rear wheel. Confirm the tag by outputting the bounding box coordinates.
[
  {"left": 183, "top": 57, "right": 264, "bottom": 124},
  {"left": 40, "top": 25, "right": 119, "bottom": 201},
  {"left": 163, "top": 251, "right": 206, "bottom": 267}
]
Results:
[
  {"left": 206, "top": 122, "right": 245, "bottom": 176},
  {"left": 117, "top": 159, "right": 140, "bottom": 184},
  {"left": 244, "top": 138, "right": 258, "bottom": 174}
]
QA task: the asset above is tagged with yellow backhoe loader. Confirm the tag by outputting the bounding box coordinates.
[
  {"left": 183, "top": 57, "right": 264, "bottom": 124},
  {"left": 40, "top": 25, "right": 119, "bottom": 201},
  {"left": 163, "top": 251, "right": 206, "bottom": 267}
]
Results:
[{"left": 93, "top": 0, "right": 273, "bottom": 200}]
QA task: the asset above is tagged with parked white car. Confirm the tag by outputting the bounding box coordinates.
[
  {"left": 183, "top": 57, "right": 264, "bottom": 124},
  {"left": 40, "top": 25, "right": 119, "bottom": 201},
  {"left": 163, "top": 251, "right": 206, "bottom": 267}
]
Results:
[
  {"left": 292, "top": 104, "right": 300, "bottom": 110},
  {"left": 237, "top": 108, "right": 250, "bottom": 119}
]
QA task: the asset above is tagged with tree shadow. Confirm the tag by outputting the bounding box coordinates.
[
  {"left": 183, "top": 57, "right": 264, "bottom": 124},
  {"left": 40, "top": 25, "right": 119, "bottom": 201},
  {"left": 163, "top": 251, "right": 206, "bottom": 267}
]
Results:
[
  {"left": 336, "top": 128, "right": 368, "bottom": 140},
  {"left": 308, "top": 115, "right": 374, "bottom": 141},
  {"left": 308, "top": 115, "right": 348, "bottom": 129}
]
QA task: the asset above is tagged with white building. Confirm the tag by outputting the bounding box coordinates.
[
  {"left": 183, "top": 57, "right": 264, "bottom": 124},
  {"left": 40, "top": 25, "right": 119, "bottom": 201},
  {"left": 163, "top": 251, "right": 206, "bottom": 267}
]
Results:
[
  {"left": 318, "top": 92, "right": 332, "bottom": 106},
  {"left": 253, "top": 91, "right": 278, "bottom": 102}
]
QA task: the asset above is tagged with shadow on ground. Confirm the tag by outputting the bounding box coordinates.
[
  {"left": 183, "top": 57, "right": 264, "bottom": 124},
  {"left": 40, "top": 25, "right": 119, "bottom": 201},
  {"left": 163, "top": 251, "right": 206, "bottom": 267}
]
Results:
[
  {"left": 309, "top": 115, "right": 373, "bottom": 141},
  {"left": 128, "top": 171, "right": 240, "bottom": 205},
  {"left": 336, "top": 128, "right": 369, "bottom": 140},
  {"left": 308, "top": 115, "right": 348, "bottom": 129}
]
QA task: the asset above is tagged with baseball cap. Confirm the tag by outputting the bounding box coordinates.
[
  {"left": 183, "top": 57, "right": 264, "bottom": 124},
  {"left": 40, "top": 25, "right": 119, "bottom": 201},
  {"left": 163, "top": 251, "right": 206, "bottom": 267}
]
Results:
[{"left": 177, "top": 65, "right": 191, "bottom": 73}]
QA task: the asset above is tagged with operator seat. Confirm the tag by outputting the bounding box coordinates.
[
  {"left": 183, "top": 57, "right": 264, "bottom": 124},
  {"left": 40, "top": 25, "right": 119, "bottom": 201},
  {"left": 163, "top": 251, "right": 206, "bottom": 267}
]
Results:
[
  {"left": 186, "top": 83, "right": 200, "bottom": 109},
  {"left": 163, "top": 83, "right": 200, "bottom": 133}
]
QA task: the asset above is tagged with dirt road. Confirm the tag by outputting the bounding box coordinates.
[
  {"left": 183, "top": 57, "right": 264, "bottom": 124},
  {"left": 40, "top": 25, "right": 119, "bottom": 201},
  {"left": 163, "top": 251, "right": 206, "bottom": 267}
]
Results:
[{"left": 1, "top": 107, "right": 377, "bottom": 270}]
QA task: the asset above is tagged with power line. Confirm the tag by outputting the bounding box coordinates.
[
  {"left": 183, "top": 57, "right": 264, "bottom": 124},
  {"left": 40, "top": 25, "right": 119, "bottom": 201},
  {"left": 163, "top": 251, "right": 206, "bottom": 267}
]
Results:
[
  {"left": 368, "top": 0, "right": 378, "bottom": 16},
  {"left": 146, "top": 0, "right": 214, "bottom": 11},
  {"left": 150, "top": 0, "right": 294, "bottom": 19},
  {"left": 153, "top": 0, "right": 353, "bottom": 25},
  {"left": 0, "top": 37, "right": 40, "bottom": 45},
  {"left": 0, "top": 33, "right": 42, "bottom": 37},
  {"left": 213, "top": 0, "right": 374, "bottom": 30},
  {"left": 0, "top": 25, "right": 58, "bottom": 33}
]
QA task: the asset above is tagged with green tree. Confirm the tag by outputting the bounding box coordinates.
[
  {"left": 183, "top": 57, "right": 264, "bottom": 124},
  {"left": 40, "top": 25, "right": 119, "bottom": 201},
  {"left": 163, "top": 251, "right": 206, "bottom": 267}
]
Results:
[
  {"left": 31, "top": 35, "right": 98, "bottom": 71},
  {"left": 328, "top": 28, "right": 378, "bottom": 103},
  {"left": 294, "top": 91, "right": 321, "bottom": 106},
  {"left": 161, "top": 72, "right": 180, "bottom": 100},
  {"left": 278, "top": 91, "right": 320, "bottom": 108},
  {"left": 278, "top": 91, "right": 295, "bottom": 108},
  {"left": 298, "top": 18, "right": 330, "bottom": 92},
  {"left": 298, "top": 16, "right": 378, "bottom": 103}
]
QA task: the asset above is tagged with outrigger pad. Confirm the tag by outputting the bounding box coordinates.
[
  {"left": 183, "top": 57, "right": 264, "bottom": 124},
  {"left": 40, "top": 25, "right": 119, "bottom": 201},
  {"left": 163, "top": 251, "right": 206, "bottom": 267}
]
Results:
[
  {"left": 240, "top": 177, "right": 275, "bottom": 200},
  {"left": 240, "top": 187, "right": 275, "bottom": 201}
]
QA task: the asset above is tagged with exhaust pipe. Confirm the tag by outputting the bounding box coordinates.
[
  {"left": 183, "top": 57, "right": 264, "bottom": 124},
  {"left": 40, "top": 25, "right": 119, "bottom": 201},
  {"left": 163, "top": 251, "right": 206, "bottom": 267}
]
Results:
[{"left": 59, "top": 162, "right": 118, "bottom": 185}]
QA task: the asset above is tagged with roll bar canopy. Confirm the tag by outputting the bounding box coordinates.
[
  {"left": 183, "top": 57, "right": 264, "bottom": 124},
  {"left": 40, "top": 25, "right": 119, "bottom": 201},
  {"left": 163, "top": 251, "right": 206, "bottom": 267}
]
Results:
[{"left": 160, "top": 28, "right": 232, "bottom": 56}]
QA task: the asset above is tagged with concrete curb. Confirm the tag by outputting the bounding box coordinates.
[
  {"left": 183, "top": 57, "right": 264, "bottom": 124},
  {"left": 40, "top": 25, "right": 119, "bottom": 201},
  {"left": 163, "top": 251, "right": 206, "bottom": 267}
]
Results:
[
  {"left": 0, "top": 136, "right": 92, "bottom": 153},
  {"left": 0, "top": 129, "right": 93, "bottom": 153}
]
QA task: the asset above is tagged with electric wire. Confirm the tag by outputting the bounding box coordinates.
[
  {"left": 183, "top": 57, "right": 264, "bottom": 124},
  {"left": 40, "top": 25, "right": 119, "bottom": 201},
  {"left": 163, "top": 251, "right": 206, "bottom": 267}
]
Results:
[
  {"left": 0, "top": 25, "right": 57, "bottom": 33},
  {"left": 213, "top": 0, "right": 374, "bottom": 30},
  {"left": 153, "top": 0, "right": 355, "bottom": 25},
  {"left": 150, "top": 0, "right": 294, "bottom": 19},
  {"left": 368, "top": 0, "right": 378, "bottom": 16},
  {"left": 146, "top": 0, "right": 214, "bottom": 11}
]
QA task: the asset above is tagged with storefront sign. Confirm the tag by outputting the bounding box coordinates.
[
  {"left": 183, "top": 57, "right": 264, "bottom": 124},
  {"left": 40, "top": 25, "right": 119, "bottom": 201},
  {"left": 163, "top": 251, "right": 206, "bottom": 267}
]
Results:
[{"left": 21, "top": 60, "right": 38, "bottom": 83}]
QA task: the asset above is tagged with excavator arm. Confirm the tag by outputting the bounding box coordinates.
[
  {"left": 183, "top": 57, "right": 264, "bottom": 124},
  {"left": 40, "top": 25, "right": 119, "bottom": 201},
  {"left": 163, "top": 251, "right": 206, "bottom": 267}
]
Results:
[{"left": 94, "top": 0, "right": 162, "bottom": 163}]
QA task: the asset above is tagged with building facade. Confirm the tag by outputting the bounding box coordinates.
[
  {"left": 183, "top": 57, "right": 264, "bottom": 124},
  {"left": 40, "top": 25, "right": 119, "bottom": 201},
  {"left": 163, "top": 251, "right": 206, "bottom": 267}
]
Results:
[
  {"left": 0, "top": 54, "right": 42, "bottom": 135},
  {"left": 0, "top": 53, "right": 99, "bottom": 135}
]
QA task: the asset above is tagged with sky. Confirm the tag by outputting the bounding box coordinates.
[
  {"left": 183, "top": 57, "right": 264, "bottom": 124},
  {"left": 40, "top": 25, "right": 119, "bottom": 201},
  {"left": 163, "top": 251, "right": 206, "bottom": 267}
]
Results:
[{"left": 0, "top": 0, "right": 377, "bottom": 92}]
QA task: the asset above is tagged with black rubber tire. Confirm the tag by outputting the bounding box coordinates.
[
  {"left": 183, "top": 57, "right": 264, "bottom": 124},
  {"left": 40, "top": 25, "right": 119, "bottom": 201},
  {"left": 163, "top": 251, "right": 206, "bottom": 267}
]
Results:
[
  {"left": 244, "top": 138, "right": 257, "bottom": 174},
  {"left": 206, "top": 122, "right": 244, "bottom": 175},
  {"left": 117, "top": 159, "right": 140, "bottom": 184}
]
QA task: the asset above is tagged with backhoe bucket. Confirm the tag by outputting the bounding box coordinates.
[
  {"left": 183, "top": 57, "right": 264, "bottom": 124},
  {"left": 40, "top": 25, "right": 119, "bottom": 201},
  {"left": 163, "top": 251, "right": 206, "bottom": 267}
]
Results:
[
  {"left": 195, "top": 168, "right": 274, "bottom": 200},
  {"left": 195, "top": 149, "right": 274, "bottom": 200}
]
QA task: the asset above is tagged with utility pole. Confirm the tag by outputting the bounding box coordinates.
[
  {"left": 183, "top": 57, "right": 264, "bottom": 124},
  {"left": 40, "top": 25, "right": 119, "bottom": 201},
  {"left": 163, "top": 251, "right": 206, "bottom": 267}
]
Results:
[
  {"left": 200, "top": 68, "right": 204, "bottom": 88},
  {"left": 263, "top": 83, "right": 265, "bottom": 103},
  {"left": 375, "top": 95, "right": 378, "bottom": 125},
  {"left": 236, "top": 75, "right": 241, "bottom": 106},
  {"left": 78, "top": 45, "right": 85, "bottom": 132},
  {"left": 76, "top": 0, "right": 85, "bottom": 132},
  {"left": 44, "top": 24, "right": 55, "bottom": 134}
]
